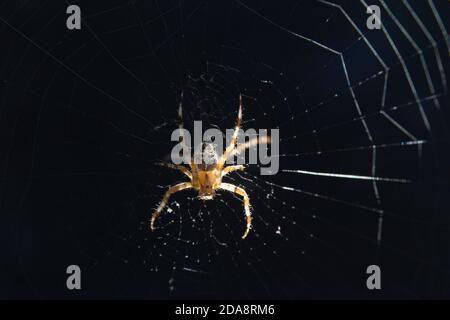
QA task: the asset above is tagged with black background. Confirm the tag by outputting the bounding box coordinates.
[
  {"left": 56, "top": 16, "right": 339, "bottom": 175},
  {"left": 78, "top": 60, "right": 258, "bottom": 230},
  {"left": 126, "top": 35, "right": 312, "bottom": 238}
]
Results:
[{"left": 0, "top": 0, "right": 449, "bottom": 299}]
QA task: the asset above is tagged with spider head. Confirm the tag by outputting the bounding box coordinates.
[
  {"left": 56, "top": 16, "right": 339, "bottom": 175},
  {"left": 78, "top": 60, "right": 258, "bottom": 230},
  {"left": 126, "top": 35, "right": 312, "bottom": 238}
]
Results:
[
  {"left": 198, "top": 193, "right": 214, "bottom": 200},
  {"left": 197, "top": 170, "right": 218, "bottom": 200},
  {"left": 192, "top": 143, "right": 222, "bottom": 200},
  {"left": 196, "top": 166, "right": 221, "bottom": 201}
]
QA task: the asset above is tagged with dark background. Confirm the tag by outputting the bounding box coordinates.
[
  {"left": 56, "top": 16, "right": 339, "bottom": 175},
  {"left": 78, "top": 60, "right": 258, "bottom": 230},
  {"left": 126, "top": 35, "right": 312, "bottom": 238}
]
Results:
[{"left": 0, "top": 0, "right": 449, "bottom": 299}]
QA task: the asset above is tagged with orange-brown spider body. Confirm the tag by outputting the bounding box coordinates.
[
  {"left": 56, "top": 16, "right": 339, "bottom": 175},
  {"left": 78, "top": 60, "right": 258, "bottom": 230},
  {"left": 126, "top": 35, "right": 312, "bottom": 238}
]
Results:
[
  {"left": 150, "top": 94, "right": 270, "bottom": 239},
  {"left": 193, "top": 167, "right": 221, "bottom": 200}
]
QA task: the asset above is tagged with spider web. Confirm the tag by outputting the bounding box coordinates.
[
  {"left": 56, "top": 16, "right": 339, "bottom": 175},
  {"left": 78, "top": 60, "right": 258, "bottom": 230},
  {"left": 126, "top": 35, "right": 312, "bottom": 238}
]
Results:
[{"left": 0, "top": 0, "right": 449, "bottom": 298}]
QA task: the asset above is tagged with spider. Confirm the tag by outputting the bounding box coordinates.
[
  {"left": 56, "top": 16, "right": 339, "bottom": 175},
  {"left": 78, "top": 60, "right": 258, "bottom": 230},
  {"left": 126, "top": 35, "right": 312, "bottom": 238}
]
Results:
[{"left": 150, "top": 93, "right": 270, "bottom": 239}]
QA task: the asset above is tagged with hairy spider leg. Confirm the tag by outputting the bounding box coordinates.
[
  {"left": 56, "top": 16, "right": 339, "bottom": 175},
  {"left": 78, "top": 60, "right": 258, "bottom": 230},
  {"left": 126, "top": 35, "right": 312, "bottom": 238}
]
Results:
[
  {"left": 156, "top": 161, "right": 192, "bottom": 179},
  {"left": 150, "top": 182, "right": 192, "bottom": 230},
  {"left": 219, "top": 182, "right": 252, "bottom": 239},
  {"left": 178, "top": 91, "right": 197, "bottom": 173},
  {"left": 229, "top": 135, "right": 271, "bottom": 158},
  {"left": 218, "top": 94, "right": 243, "bottom": 170},
  {"left": 222, "top": 164, "right": 245, "bottom": 177}
]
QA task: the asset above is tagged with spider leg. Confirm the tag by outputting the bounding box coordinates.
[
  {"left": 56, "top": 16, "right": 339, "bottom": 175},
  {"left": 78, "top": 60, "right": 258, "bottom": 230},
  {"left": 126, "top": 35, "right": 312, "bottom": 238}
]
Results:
[
  {"left": 229, "top": 135, "right": 271, "bottom": 158},
  {"left": 218, "top": 94, "right": 242, "bottom": 169},
  {"left": 219, "top": 182, "right": 252, "bottom": 239},
  {"left": 150, "top": 182, "right": 192, "bottom": 230},
  {"left": 222, "top": 164, "right": 245, "bottom": 177},
  {"left": 156, "top": 161, "right": 192, "bottom": 179},
  {"left": 177, "top": 92, "right": 197, "bottom": 172}
]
